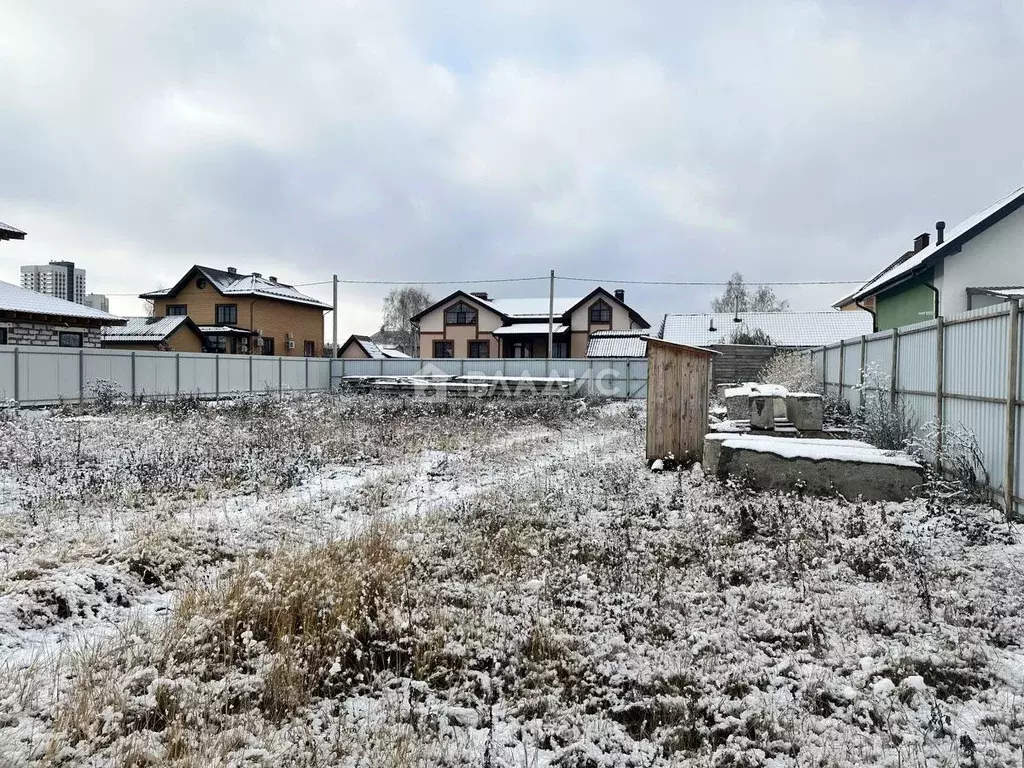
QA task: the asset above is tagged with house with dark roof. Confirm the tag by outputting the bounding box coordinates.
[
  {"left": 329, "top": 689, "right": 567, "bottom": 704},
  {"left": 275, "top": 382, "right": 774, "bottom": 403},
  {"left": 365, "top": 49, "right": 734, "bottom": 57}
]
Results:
[
  {"left": 838, "top": 185, "right": 1024, "bottom": 331},
  {"left": 101, "top": 316, "right": 207, "bottom": 353},
  {"left": 410, "top": 287, "right": 650, "bottom": 359},
  {"left": 140, "top": 266, "right": 331, "bottom": 356},
  {"left": 338, "top": 334, "right": 411, "bottom": 360},
  {"left": 1, "top": 279, "right": 123, "bottom": 347}
]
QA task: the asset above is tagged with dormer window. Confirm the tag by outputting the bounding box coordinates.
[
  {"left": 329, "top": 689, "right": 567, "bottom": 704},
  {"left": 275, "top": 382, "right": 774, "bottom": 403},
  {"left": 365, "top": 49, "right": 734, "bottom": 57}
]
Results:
[
  {"left": 589, "top": 299, "right": 612, "bottom": 324},
  {"left": 444, "top": 301, "right": 478, "bottom": 325}
]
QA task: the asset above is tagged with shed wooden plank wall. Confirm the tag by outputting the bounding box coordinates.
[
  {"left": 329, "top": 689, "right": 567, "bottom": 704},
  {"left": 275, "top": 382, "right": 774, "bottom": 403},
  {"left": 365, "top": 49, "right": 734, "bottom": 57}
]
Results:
[{"left": 646, "top": 340, "right": 711, "bottom": 462}]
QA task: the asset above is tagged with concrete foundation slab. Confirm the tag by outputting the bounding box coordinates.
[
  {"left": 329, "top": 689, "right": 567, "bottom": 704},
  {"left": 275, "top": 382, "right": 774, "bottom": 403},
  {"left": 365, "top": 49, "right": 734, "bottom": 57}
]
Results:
[{"left": 703, "top": 434, "right": 923, "bottom": 501}]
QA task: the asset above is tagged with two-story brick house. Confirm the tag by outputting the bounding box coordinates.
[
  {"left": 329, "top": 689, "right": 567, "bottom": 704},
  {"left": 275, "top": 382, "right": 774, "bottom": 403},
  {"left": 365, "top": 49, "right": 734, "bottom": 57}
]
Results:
[
  {"left": 410, "top": 287, "right": 650, "bottom": 359},
  {"left": 140, "top": 266, "right": 330, "bottom": 356}
]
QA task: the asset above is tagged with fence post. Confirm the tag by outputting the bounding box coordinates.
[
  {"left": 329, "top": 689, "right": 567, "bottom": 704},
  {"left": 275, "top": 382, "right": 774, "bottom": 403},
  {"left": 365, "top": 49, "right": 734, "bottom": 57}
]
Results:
[
  {"left": 821, "top": 348, "right": 827, "bottom": 395},
  {"left": 837, "top": 340, "right": 845, "bottom": 401},
  {"left": 79, "top": 349, "right": 85, "bottom": 404},
  {"left": 279, "top": 356, "right": 284, "bottom": 400},
  {"left": 131, "top": 351, "right": 136, "bottom": 400},
  {"left": 889, "top": 328, "right": 899, "bottom": 405},
  {"left": 175, "top": 353, "right": 181, "bottom": 397},
  {"left": 12, "top": 347, "right": 18, "bottom": 403},
  {"left": 305, "top": 355, "right": 309, "bottom": 391},
  {"left": 935, "top": 318, "right": 945, "bottom": 462},
  {"left": 627, "top": 360, "right": 631, "bottom": 399},
  {"left": 858, "top": 334, "right": 867, "bottom": 407},
  {"left": 1005, "top": 301, "right": 1020, "bottom": 519},
  {"left": 249, "top": 355, "right": 254, "bottom": 393},
  {"left": 215, "top": 354, "right": 221, "bottom": 399}
]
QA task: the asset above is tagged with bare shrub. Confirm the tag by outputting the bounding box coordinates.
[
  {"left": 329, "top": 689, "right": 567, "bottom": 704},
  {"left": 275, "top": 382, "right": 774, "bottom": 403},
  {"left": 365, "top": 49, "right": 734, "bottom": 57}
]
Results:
[
  {"left": 759, "top": 352, "right": 821, "bottom": 394},
  {"left": 908, "top": 421, "right": 992, "bottom": 508},
  {"left": 852, "top": 365, "right": 916, "bottom": 450}
]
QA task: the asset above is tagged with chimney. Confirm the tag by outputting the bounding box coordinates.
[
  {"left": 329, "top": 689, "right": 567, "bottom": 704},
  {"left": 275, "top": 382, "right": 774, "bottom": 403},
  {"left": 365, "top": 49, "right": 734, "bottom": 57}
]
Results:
[
  {"left": 227, "top": 267, "right": 237, "bottom": 274},
  {"left": 269, "top": 276, "right": 278, "bottom": 283},
  {"left": 470, "top": 291, "right": 489, "bottom": 301},
  {"left": 614, "top": 289, "right": 625, "bottom": 302},
  {"left": 913, "top": 232, "right": 930, "bottom": 253},
  {"left": 936, "top": 220, "right": 946, "bottom": 245},
  {"left": 252, "top": 272, "right": 262, "bottom": 278}
]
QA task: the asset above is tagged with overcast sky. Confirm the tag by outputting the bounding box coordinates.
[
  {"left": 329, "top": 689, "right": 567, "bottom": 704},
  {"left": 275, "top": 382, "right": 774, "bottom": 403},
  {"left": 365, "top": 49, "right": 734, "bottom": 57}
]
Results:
[{"left": 1, "top": 1, "right": 1023, "bottom": 338}]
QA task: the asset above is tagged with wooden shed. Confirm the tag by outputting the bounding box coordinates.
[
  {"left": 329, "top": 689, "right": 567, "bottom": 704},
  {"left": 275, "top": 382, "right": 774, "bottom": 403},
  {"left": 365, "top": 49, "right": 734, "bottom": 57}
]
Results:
[{"left": 645, "top": 337, "right": 718, "bottom": 462}]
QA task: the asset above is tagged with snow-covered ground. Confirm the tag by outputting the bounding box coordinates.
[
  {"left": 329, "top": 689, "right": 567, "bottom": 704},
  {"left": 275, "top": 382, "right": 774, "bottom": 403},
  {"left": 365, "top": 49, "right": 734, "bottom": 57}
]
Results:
[{"left": 0, "top": 394, "right": 1022, "bottom": 767}]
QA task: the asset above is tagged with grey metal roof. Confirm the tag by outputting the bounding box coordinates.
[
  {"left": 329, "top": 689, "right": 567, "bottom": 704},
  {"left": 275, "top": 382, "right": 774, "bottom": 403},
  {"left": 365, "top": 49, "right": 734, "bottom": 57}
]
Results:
[
  {"left": 586, "top": 330, "right": 648, "bottom": 358},
  {"left": 661, "top": 311, "right": 873, "bottom": 348},
  {"left": 344, "top": 335, "right": 411, "bottom": 359},
  {"left": 102, "top": 316, "right": 191, "bottom": 342},
  {"left": 142, "top": 266, "right": 332, "bottom": 310},
  {"left": 846, "top": 185, "right": 1024, "bottom": 304},
  {"left": 0, "top": 280, "right": 122, "bottom": 322},
  {"left": 0, "top": 221, "right": 26, "bottom": 241}
]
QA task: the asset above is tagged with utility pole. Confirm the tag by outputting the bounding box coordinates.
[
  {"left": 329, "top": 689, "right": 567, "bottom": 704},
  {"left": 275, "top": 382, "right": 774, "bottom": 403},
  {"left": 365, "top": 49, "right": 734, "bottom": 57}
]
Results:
[
  {"left": 547, "top": 269, "right": 555, "bottom": 363},
  {"left": 332, "top": 274, "right": 338, "bottom": 357}
]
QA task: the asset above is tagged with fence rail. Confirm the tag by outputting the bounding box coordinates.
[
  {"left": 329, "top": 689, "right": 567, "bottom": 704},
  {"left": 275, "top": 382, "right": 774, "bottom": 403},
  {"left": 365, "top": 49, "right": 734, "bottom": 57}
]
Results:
[
  {"left": 800, "top": 301, "right": 1023, "bottom": 515},
  {"left": 0, "top": 346, "right": 648, "bottom": 404}
]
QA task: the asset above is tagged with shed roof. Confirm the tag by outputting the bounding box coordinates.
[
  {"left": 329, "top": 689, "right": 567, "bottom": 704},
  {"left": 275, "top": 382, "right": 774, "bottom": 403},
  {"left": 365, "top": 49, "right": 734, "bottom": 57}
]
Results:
[
  {"left": 844, "top": 185, "right": 1024, "bottom": 304},
  {"left": 661, "top": 311, "right": 872, "bottom": 348},
  {"left": 102, "top": 315, "right": 199, "bottom": 343},
  {"left": 339, "top": 334, "right": 411, "bottom": 359},
  {"left": 0, "top": 221, "right": 26, "bottom": 241},
  {"left": 0, "top": 280, "right": 123, "bottom": 323},
  {"left": 586, "top": 329, "right": 648, "bottom": 358}
]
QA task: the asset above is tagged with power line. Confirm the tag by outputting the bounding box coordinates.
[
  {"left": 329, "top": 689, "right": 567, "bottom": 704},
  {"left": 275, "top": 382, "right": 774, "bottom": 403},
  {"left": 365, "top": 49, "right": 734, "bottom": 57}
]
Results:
[
  {"left": 293, "top": 275, "right": 549, "bottom": 288},
  {"left": 556, "top": 276, "right": 865, "bottom": 286}
]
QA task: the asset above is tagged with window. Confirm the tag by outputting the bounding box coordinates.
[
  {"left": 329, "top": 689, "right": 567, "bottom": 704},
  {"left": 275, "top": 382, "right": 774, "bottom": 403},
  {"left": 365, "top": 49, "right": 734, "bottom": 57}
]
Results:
[
  {"left": 433, "top": 340, "right": 454, "bottom": 358},
  {"left": 511, "top": 341, "right": 532, "bottom": 358},
  {"left": 215, "top": 304, "right": 238, "bottom": 324},
  {"left": 468, "top": 340, "right": 489, "bottom": 358},
  {"left": 196, "top": 277, "right": 208, "bottom": 289},
  {"left": 444, "top": 301, "right": 477, "bottom": 325},
  {"left": 0, "top": 328, "right": 7, "bottom": 345},
  {"left": 207, "top": 335, "right": 228, "bottom": 354},
  {"left": 304, "top": 340, "right": 316, "bottom": 357},
  {"left": 552, "top": 341, "right": 569, "bottom": 358},
  {"left": 58, "top": 331, "right": 83, "bottom": 348},
  {"left": 262, "top": 337, "right": 275, "bottom": 356},
  {"left": 166, "top": 304, "right": 187, "bottom": 316},
  {"left": 589, "top": 300, "right": 612, "bottom": 324}
]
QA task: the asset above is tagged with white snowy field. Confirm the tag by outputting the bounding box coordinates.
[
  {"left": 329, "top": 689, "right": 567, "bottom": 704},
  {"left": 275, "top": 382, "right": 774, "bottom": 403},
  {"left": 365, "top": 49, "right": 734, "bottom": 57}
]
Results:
[{"left": 0, "top": 394, "right": 1022, "bottom": 767}]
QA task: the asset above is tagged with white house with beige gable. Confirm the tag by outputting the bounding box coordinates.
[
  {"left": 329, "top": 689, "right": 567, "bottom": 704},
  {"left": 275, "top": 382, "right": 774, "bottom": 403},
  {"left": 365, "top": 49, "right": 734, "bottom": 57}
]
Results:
[{"left": 410, "top": 287, "right": 650, "bottom": 359}]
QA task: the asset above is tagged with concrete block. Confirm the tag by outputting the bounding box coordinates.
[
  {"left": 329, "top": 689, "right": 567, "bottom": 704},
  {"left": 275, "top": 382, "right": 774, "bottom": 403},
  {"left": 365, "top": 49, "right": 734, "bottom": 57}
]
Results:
[
  {"left": 703, "top": 434, "right": 923, "bottom": 501},
  {"left": 725, "top": 393, "right": 750, "bottom": 420},
  {"left": 716, "top": 383, "right": 740, "bottom": 401},
  {"left": 786, "top": 393, "right": 823, "bottom": 431},
  {"left": 748, "top": 395, "right": 775, "bottom": 430}
]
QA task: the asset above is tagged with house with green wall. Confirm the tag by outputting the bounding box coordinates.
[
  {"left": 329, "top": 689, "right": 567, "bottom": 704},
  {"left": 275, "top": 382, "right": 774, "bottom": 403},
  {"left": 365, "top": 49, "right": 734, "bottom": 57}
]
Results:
[{"left": 838, "top": 185, "right": 1024, "bottom": 332}]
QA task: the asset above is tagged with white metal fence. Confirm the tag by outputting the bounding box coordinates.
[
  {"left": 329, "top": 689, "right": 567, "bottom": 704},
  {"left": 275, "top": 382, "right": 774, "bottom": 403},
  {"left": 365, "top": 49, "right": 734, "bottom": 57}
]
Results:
[
  {"left": 0, "top": 347, "right": 648, "bottom": 404},
  {"left": 801, "top": 301, "right": 1022, "bottom": 514}
]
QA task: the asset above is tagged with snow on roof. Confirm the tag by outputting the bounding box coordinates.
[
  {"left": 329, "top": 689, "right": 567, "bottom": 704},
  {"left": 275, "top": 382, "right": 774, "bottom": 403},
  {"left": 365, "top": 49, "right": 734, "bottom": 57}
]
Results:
[
  {"left": 142, "top": 266, "right": 332, "bottom": 310},
  {"left": 490, "top": 297, "right": 583, "bottom": 318},
  {"left": 586, "top": 330, "right": 648, "bottom": 358},
  {"left": 492, "top": 323, "right": 569, "bottom": 336},
  {"left": 0, "top": 280, "right": 122, "bottom": 322},
  {"left": 344, "top": 335, "right": 410, "bottom": 359},
  {"left": 706, "top": 433, "right": 921, "bottom": 468},
  {"left": 197, "top": 325, "right": 253, "bottom": 335},
  {"left": 102, "top": 316, "right": 192, "bottom": 342},
  {"left": 661, "top": 311, "right": 872, "bottom": 348},
  {"left": 848, "top": 185, "right": 1024, "bottom": 303},
  {"left": 0, "top": 220, "right": 26, "bottom": 240},
  {"left": 968, "top": 286, "right": 1024, "bottom": 299}
]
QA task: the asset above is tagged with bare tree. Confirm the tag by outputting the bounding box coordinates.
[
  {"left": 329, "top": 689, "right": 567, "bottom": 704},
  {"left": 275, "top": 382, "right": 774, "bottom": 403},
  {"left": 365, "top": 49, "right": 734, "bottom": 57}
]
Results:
[
  {"left": 381, "top": 286, "right": 433, "bottom": 355},
  {"left": 711, "top": 272, "right": 789, "bottom": 313}
]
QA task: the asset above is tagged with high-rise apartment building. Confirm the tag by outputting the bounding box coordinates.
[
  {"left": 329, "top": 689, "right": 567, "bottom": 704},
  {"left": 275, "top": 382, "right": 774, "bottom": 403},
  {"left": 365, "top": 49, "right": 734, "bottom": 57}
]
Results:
[
  {"left": 84, "top": 293, "right": 110, "bottom": 312},
  {"left": 20, "top": 261, "right": 87, "bottom": 304}
]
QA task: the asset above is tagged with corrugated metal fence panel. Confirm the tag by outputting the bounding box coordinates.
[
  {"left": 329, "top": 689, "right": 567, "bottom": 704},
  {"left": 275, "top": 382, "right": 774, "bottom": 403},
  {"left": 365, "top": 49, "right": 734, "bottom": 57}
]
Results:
[
  {"left": 945, "top": 396, "right": 1007, "bottom": 491},
  {"left": 82, "top": 349, "right": 134, "bottom": 395},
  {"left": 897, "top": 323, "right": 937, "bottom": 395},
  {"left": 944, "top": 307, "right": 1008, "bottom": 401},
  {"left": 0, "top": 347, "right": 13, "bottom": 401},
  {"left": 308, "top": 360, "right": 332, "bottom": 390},
  {"left": 823, "top": 346, "right": 841, "bottom": 397},
  {"left": 220, "top": 357, "right": 251, "bottom": 393},
  {"left": 282, "top": 359, "right": 307, "bottom": 390},
  {"left": 841, "top": 339, "right": 864, "bottom": 410},
  {"left": 177, "top": 354, "right": 218, "bottom": 395},
  {"left": 251, "top": 357, "right": 281, "bottom": 393},
  {"left": 135, "top": 353, "right": 177, "bottom": 398}
]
